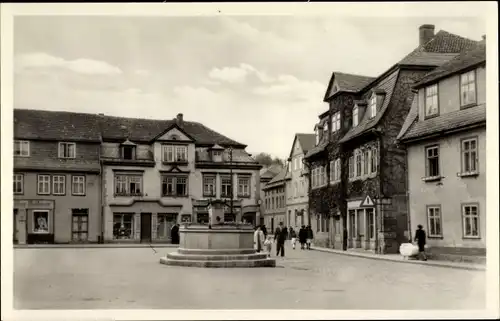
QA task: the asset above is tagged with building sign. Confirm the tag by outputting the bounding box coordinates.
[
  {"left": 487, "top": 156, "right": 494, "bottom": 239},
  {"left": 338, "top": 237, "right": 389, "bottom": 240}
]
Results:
[{"left": 359, "top": 195, "right": 375, "bottom": 207}]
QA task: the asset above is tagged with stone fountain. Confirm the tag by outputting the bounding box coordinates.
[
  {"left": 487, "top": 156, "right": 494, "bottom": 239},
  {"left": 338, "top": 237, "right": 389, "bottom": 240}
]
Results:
[{"left": 160, "top": 200, "right": 276, "bottom": 268}]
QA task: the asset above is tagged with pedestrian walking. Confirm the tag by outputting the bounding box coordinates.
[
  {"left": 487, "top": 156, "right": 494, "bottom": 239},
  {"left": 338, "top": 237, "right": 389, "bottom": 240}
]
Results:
[
  {"left": 274, "top": 221, "right": 287, "bottom": 257},
  {"left": 298, "top": 225, "right": 307, "bottom": 250},
  {"left": 264, "top": 235, "right": 273, "bottom": 258},
  {"left": 171, "top": 224, "right": 180, "bottom": 244},
  {"left": 290, "top": 227, "right": 297, "bottom": 249},
  {"left": 253, "top": 225, "right": 265, "bottom": 253},
  {"left": 414, "top": 224, "right": 428, "bottom": 261},
  {"left": 261, "top": 225, "right": 267, "bottom": 237},
  {"left": 306, "top": 225, "right": 314, "bottom": 250}
]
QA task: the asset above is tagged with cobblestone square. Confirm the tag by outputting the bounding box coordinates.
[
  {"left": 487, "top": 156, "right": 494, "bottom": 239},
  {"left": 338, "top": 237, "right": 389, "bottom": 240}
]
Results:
[{"left": 14, "top": 244, "right": 485, "bottom": 310}]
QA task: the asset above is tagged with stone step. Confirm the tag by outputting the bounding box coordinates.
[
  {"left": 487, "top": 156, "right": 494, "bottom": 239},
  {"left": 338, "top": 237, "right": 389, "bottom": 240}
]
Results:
[
  {"left": 160, "top": 257, "right": 276, "bottom": 268},
  {"left": 177, "top": 248, "right": 256, "bottom": 255},
  {"left": 166, "top": 252, "right": 269, "bottom": 261}
]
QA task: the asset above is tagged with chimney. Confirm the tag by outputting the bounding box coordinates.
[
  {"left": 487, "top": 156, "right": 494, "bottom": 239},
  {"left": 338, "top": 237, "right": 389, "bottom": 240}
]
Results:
[
  {"left": 481, "top": 34, "right": 486, "bottom": 44},
  {"left": 419, "top": 24, "right": 435, "bottom": 46},
  {"left": 176, "top": 113, "right": 184, "bottom": 127}
]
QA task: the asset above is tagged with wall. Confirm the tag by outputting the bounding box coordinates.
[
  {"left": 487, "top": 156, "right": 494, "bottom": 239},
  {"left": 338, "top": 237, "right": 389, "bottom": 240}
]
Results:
[
  {"left": 407, "top": 127, "right": 486, "bottom": 250},
  {"left": 14, "top": 172, "right": 101, "bottom": 243}
]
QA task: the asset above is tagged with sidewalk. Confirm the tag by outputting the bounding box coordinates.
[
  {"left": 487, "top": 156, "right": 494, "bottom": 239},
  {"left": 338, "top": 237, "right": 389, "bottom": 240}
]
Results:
[
  {"left": 14, "top": 243, "right": 178, "bottom": 249},
  {"left": 311, "top": 246, "right": 486, "bottom": 271}
]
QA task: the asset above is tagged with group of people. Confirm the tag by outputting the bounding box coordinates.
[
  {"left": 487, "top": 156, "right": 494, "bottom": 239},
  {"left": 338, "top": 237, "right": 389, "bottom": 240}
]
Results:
[{"left": 253, "top": 222, "right": 315, "bottom": 258}]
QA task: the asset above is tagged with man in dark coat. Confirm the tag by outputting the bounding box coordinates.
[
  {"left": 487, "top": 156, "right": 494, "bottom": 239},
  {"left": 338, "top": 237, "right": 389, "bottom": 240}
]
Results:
[
  {"left": 171, "top": 224, "right": 180, "bottom": 244},
  {"left": 261, "top": 225, "right": 267, "bottom": 237},
  {"left": 298, "top": 225, "right": 307, "bottom": 250},
  {"left": 306, "top": 225, "right": 314, "bottom": 250},
  {"left": 274, "top": 221, "right": 287, "bottom": 257},
  {"left": 414, "top": 224, "right": 427, "bottom": 261}
]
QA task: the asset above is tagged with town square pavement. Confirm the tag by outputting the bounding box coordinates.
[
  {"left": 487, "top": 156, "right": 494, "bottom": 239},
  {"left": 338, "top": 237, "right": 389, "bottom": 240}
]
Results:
[{"left": 14, "top": 243, "right": 485, "bottom": 310}]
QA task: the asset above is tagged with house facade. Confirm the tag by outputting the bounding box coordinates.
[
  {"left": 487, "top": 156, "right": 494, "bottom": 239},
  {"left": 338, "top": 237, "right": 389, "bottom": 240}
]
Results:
[
  {"left": 397, "top": 42, "right": 486, "bottom": 256},
  {"left": 285, "top": 133, "right": 316, "bottom": 231},
  {"left": 305, "top": 25, "right": 479, "bottom": 253},
  {"left": 13, "top": 110, "right": 261, "bottom": 244},
  {"left": 258, "top": 165, "right": 282, "bottom": 226},
  {"left": 262, "top": 168, "right": 289, "bottom": 232},
  {"left": 13, "top": 110, "right": 102, "bottom": 244}
]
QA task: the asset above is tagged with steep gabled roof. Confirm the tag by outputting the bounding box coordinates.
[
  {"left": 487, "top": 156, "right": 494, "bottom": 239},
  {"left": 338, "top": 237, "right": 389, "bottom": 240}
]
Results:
[
  {"left": 288, "top": 133, "right": 316, "bottom": 159},
  {"left": 398, "top": 104, "right": 486, "bottom": 143},
  {"left": 338, "top": 29, "right": 479, "bottom": 144},
  {"left": 14, "top": 109, "right": 102, "bottom": 142},
  {"left": 413, "top": 43, "right": 486, "bottom": 88},
  {"left": 264, "top": 167, "right": 290, "bottom": 187},
  {"left": 259, "top": 164, "right": 283, "bottom": 179},
  {"left": 323, "top": 71, "right": 376, "bottom": 101},
  {"left": 14, "top": 109, "right": 246, "bottom": 147}
]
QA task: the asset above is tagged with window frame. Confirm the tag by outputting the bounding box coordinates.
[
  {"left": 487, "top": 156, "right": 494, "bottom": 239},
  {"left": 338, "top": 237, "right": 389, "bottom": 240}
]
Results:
[
  {"left": 424, "top": 83, "right": 439, "bottom": 119},
  {"left": 331, "top": 112, "right": 341, "bottom": 132},
  {"left": 369, "top": 94, "right": 377, "bottom": 119},
  {"left": 52, "top": 175, "right": 66, "bottom": 196},
  {"left": 352, "top": 106, "right": 359, "bottom": 127},
  {"left": 348, "top": 156, "right": 354, "bottom": 178},
  {"left": 355, "top": 150, "right": 362, "bottom": 177},
  {"left": 426, "top": 205, "right": 443, "bottom": 238},
  {"left": 71, "top": 175, "right": 86, "bottom": 196},
  {"left": 113, "top": 213, "right": 135, "bottom": 240},
  {"left": 460, "top": 69, "right": 477, "bottom": 108},
  {"left": 462, "top": 203, "right": 480, "bottom": 239},
  {"left": 14, "top": 140, "right": 30, "bottom": 157},
  {"left": 58, "top": 142, "right": 76, "bottom": 159},
  {"left": 121, "top": 145, "right": 136, "bottom": 160},
  {"left": 202, "top": 174, "right": 216, "bottom": 197},
  {"left": 37, "top": 174, "right": 51, "bottom": 195},
  {"left": 424, "top": 145, "right": 440, "bottom": 179},
  {"left": 161, "top": 174, "right": 188, "bottom": 197},
  {"left": 237, "top": 174, "right": 251, "bottom": 198},
  {"left": 371, "top": 147, "right": 378, "bottom": 173},
  {"left": 13, "top": 173, "right": 24, "bottom": 194},
  {"left": 114, "top": 174, "right": 143, "bottom": 196},
  {"left": 32, "top": 210, "right": 50, "bottom": 234},
  {"left": 460, "top": 136, "right": 479, "bottom": 176},
  {"left": 220, "top": 174, "right": 233, "bottom": 198},
  {"left": 162, "top": 144, "right": 188, "bottom": 163}
]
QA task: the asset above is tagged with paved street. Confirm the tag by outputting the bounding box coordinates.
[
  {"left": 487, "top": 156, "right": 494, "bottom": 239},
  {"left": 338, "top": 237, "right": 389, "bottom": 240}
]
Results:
[{"left": 14, "top": 243, "right": 485, "bottom": 310}]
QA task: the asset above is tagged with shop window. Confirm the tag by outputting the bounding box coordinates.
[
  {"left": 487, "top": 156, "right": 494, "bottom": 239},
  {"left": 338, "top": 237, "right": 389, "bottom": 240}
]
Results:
[
  {"left": 157, "top": 213, "right": 177, "bottom": 239},
  {"left": 72, "top": 209, "right": 88, "bottom": 242},
  {"left": 33, "top": 210, "right": 49, "bottom": 234},
  {"left": 113, "top": 213, "right": 134, "bottom": 239}
]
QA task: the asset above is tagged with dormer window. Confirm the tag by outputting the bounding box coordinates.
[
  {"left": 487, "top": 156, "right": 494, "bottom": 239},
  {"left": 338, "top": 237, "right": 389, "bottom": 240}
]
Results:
[
  {"left": 209, "top": 144, "right": 224, "bottom": 162},
  {"left": 323, "top": 122, "right": 329, "bottom": 136},
  {"left": 369, "top": 94, "right": 377, "bottom": 118},
  {"left": 425, "top": 84, "right": 439, "bottom": 118},
  {"left": 315, "top": 126, "right": 320, "bottom": 145},
  {"left": 353, "top": 107, "right": 359, "bottom": 127},
  {"left": 121, "top": 139, "right": 136, "bottom": 160},
  {"left": 331, "top": 112, "right": 341, "bottom": 133}
]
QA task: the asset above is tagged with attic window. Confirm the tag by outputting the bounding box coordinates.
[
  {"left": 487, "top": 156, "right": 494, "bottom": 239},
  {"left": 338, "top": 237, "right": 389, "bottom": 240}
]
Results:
[
  {"left": 315, "top": 127, "right": 320, "bottom": 145},
  {"left": 122, "top": 145, "right": 136, "bottom": 160},
  {"left": 170, "top": 134, "right": 179, "bottom": 141},
  {"left": 369, "top": 94, "right": 377, "bottom": 118},
  {"left": 353, "top": 107, "right": 359, "bottom": 127}
]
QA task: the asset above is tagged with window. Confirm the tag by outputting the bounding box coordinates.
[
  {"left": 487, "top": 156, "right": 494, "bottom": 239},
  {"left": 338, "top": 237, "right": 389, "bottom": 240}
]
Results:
[
  {"left": 37, "top": 175, "right": 51, "bottom": 195},
  {"left": 348, "top": 156, "right": 354, "bottom": 178},
  {"left": 161, "top": 175, "right": 188, "bottom": 196},
  {"left": 462, "top": 204, "right": 479, "bottom": 238},
  {"left": 425, "top": 84, "right": 439, "bottom": 117},
  {"left": 72, "top": 176, "right": 85, "bottom": 195},
  {"left": 203, "top": 175, "right": 216, "bottom": 196},
  {"left": 113, "top": 213, "right": 134, "bottom": 239},
  {"left": 355, "top": 150, "right": 362, "bottom": 177},
  {"left": 238, "top": 175, "right": 251, "bottom": 197},
  {"left": 331, "top": 112, "right": 341, "bottom": 132},
  {"left": 52, "top": 175, "right": 66, "bottom": 195},
  {"left": 221, "top": 175, "right": 232, "bottom": 198},
  {"left": 319, "top": 166, "right": 326, "bottom": 186},
  {"left": 329, "top": 160, "right": 334, "bottom": 182},
  {"left": 59, "top": 142, "right": 76, "bottom": 159},
  {"left": 72, "top": 209, "right": 88, "bottom": 242},
  {"left": 115, "top": 174, "right": 142, "bottom": 196},
  {"left": 162, "top": 144, "right": 188, "bottom": 163},
  {"left": 334, "top": 158, "right": 341, "bottom": 181},
  {"left": 426, "top": 206, "right": 442, "bottom": 237},
  {"left": 33, "top": 210, "right": 49, "bottom": 234},
  {"left": 13, "top": 174, "right": 23, "bottom": 194},
  {"left": 315, "top": 128, "right": 319, "bottom": 145},
  {"left": 323, "top": 122, "right": 329, "bottom": 137},
  {"left": 363, "top": 150, "right": 369, "bottom": 175},
  {"left": 352, "top": 107, "right": 359, "bottom": 127},
  {"left": 367, "top": 208, "right": 375, "bottom": 239},
  {"left": 157, "top": 213, "right": 177, "bottom": 239},
  {"left": 369, "top": 94, "right": 377, "bottom": 118},
  {"left": 371, "top": 148, "right": 378, "bottom": 173},
  {"left": 425, "top": 145, "right": 440, "bottom": 178},
  {"left": 349, "top": 210, "right": 357, "bottom": 237},
  {"left": 122, "top": 146, "right": 136, "bottom": 160},
  {"left": 462, "top": 138, "right": 478, "bottom": 174},
  {"left": 460, "top": 70, "right": 476, "bottom": 107},
  {"left": 14, "top": 140, "right": 30, "bottom": 157}
]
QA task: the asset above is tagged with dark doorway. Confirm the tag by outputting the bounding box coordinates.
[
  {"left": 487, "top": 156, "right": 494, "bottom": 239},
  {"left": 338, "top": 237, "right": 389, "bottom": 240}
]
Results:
[
  {"left": 271, "top": 217, "right": 275, "bottom": 231},
  {"left": 140, "top": 213, "right": 152, "bottom": 242},
  {"left": 13, "top": 209, "right": 18, "bottom": 244}
]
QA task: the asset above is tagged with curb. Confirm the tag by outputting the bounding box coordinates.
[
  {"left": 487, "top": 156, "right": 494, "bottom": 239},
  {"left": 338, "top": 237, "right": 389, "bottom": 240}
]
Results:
[
  {"left": 14, "top": 244, "right": 179, "bottom": 249},
  {"left": 311, "top": 247, "right": 486, "bottom": 271}
]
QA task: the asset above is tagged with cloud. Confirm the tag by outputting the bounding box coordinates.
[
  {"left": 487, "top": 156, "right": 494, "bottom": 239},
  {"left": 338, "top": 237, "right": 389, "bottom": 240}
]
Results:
[
  {"left": 134, "top": 69, "right": 150, "bottom": 76},
  {"left": 15, "top": 52, "right": 122, "bottom": 75},
  {"left": 208, "top": 63, "right": 254, "bottom": 83}
]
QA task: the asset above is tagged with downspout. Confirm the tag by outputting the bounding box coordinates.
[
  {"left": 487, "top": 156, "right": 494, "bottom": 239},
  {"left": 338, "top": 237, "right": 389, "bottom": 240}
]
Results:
[
  {"left": 399, "top": 140, "right": 412, "bottom": 242},
  {"left": 99, "top": 143, "right": 104, "bottom": 244}
]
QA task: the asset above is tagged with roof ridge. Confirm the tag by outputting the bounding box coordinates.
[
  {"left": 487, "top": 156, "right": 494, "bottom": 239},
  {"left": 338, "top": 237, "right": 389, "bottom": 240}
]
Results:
[{"left": 333, "top": 71, "right": 376, "bottom": 79}]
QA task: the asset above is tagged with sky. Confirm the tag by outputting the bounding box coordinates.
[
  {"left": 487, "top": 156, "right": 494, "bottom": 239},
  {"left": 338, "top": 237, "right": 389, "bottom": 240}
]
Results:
[{"left": 13, "top": 14, "right": 485, "bottom": 159}]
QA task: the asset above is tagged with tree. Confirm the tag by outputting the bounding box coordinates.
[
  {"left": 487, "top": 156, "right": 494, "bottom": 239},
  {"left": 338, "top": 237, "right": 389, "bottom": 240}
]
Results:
[{"left": 253, "top": 152, "right": 284, "bottom": 167}]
